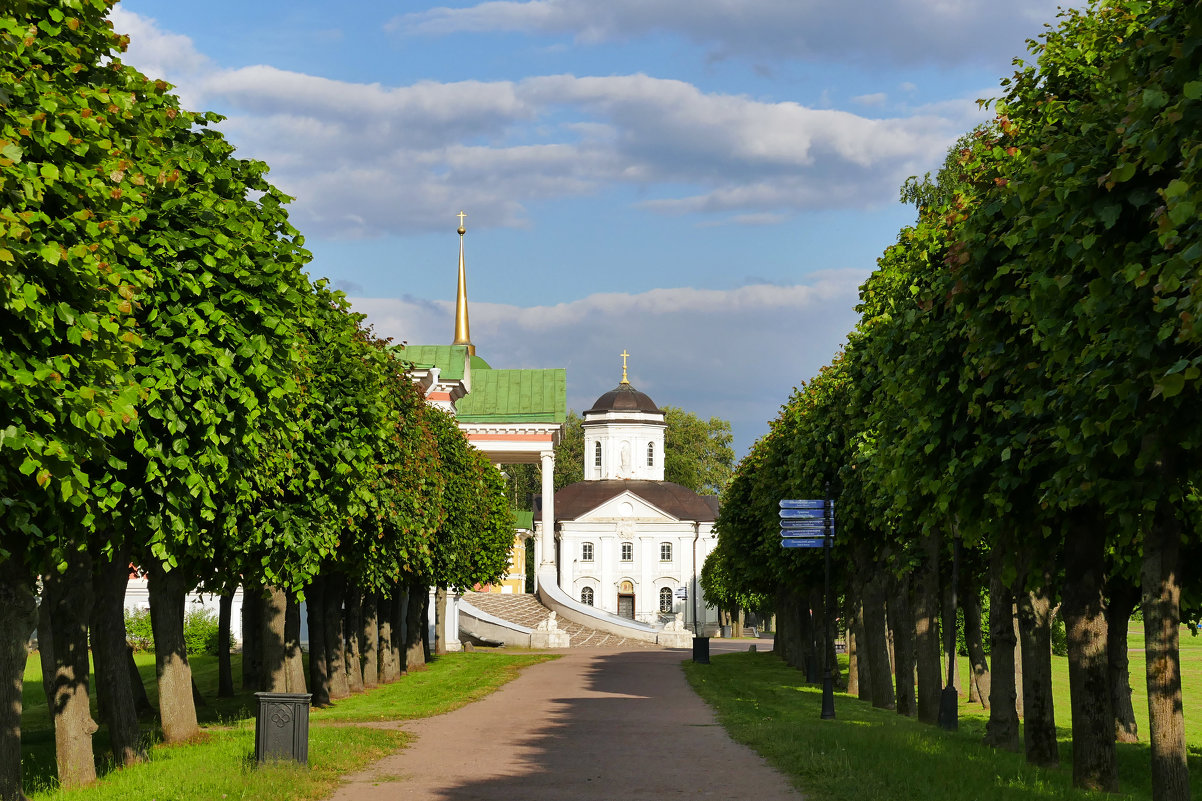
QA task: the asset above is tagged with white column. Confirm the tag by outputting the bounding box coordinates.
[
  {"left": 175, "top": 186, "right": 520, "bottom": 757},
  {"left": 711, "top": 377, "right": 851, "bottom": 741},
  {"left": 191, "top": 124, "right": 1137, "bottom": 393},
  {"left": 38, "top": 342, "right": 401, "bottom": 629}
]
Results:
[{"left": 540, "top": 450, "right": 555, "bottom": 568}]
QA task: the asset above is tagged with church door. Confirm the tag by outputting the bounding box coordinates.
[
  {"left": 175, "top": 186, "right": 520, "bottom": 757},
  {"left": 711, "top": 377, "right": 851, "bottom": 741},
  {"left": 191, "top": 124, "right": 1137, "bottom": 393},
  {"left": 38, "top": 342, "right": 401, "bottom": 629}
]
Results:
[{"left": 618, "top": 594, "right": 635, "bottom": 619}]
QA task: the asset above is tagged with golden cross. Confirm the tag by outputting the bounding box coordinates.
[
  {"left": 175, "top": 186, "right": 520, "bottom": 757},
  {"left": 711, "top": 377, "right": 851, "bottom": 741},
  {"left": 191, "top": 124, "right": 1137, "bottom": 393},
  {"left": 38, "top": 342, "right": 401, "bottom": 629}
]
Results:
[
  {"left": 620, "top": 349, "right": 630, "bottom": 384},
  {"left": 457, "top": 210, "right": 467, "bottom": 228}
]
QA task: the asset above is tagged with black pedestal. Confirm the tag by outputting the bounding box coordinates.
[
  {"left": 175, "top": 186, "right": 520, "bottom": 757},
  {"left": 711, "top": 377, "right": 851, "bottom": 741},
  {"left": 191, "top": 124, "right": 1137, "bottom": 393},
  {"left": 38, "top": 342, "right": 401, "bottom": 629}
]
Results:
[{"left": 254, "top": 692, "right": 312, "bottom": 764}]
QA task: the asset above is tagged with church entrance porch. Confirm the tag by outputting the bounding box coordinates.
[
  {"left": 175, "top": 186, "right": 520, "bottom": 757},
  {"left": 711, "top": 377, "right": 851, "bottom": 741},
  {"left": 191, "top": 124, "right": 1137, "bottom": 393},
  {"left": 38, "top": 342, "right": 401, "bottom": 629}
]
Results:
[{"left": 617, "top": 594, "right": 635, "bottom": 620}]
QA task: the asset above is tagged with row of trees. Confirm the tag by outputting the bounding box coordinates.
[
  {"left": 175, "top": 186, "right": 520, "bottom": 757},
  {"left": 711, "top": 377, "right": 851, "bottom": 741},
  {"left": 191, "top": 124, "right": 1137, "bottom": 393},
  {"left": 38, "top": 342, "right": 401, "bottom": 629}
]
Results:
[
  {"left": 1, "top": 2, "right": 514, "bottom": 798},
  {"left": 704, "top": 2, "right": 1201, "bottom": 799}
]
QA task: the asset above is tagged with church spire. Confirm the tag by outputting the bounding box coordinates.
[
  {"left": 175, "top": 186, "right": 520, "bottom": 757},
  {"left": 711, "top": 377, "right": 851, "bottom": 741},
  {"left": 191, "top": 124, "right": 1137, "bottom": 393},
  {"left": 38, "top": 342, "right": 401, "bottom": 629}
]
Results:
[{"left": 452, "top": 211, "right": 475, "bottom": 356}]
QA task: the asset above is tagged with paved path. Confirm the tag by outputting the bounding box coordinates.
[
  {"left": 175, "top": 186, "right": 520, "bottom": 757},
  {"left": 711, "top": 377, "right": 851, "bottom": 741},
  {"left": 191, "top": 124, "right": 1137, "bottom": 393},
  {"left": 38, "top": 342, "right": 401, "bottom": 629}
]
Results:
[{"left": 328, "top": 646, "right": 803, "bottom": 800}]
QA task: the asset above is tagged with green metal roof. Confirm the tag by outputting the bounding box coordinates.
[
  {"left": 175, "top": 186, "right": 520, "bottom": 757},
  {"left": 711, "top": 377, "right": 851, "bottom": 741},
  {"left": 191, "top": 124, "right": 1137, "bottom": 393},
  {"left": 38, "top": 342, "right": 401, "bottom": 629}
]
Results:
[
  {"left": 455, "top": 368, "right": 567, "bottom": 424},
  {"left": 512, "top": 510, "right": 534, "bottom": 530},
  {"left": 393, "top": 345, "right": 469, "bottom": 381}
]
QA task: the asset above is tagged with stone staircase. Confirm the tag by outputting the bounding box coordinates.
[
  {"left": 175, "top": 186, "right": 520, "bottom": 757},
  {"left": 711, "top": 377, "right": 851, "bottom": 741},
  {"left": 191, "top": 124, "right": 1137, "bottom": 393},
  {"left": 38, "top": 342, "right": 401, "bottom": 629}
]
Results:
[{"left": 462, "top": 592, "right": 659, "bottom": 649}]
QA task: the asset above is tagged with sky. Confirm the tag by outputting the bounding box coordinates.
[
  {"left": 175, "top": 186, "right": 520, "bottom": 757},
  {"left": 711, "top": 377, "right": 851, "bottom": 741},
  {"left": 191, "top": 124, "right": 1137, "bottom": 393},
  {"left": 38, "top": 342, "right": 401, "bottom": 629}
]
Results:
[{"left": 111, "top": 0, "right": 1078, "bottom": 458}]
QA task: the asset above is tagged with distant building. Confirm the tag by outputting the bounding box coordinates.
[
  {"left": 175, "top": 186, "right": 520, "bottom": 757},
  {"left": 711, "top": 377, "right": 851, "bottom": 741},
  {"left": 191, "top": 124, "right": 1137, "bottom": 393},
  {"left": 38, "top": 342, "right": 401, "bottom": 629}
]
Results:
[{"left": 536, "top": 358, "right": 721, "bottom": 633}]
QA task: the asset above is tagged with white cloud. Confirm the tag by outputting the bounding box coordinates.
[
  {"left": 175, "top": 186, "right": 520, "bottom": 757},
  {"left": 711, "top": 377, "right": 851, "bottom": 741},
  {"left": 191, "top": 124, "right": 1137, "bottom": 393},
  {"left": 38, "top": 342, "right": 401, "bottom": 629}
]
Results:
[
  {"left": 109, "top": 10, "right": 987, "bottom": 239},
  {"left": 393, "top": 0, "right": 1064, "bottom": 68},
  {"left": 350, "top": 270, "right": 865, "bottom": 455},
  {"left": 852, "top": 92, "right": 888, "bottom": 107}
]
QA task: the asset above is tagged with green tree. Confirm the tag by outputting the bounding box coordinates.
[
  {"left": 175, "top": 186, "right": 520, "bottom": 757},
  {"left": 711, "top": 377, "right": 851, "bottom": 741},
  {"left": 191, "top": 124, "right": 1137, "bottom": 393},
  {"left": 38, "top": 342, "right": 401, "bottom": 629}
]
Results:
[
  {"left": 663, "top": 406, "right": 734, "bottom": 496},
  {"left": 0, "top": 0, "right": 183, "bottom": 790}
]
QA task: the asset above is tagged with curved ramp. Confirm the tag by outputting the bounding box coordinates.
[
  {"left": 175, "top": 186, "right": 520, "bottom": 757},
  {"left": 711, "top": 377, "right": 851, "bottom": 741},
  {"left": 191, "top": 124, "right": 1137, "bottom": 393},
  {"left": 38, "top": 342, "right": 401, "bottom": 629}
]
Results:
[{"left": 461, "top": 592, "right": 660, "bottom": 649}]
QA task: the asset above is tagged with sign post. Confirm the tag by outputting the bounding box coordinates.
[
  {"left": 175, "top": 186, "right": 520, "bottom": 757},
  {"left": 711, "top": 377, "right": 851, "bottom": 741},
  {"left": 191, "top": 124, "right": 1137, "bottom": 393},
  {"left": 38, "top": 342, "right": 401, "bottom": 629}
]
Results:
[{"left": 780, "top": 494, "right": 836, "bottom": 721}]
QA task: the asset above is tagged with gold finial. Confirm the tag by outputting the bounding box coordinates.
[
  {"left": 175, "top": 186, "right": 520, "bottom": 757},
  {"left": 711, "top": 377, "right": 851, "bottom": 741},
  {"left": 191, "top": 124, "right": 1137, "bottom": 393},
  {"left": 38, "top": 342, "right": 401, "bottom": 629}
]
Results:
[
  {"left": 452, "top": 211, "right": 474, "bottom": 355},
  {"left": 620, "top": 350, "right": 630, "bottom": 384}
]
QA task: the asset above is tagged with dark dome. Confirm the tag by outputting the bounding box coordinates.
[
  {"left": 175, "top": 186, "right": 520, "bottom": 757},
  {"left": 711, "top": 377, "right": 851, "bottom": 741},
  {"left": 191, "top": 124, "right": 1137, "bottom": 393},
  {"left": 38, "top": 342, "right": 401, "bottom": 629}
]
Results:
[{"left": 586, "top": 383, "right": 661, "bottom": 414}]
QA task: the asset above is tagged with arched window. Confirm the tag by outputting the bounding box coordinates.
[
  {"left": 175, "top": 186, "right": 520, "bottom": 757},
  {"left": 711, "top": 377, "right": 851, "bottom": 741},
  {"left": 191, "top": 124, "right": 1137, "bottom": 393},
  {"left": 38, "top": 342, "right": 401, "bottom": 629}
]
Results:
[
  {"left": 659, "top": 587, "right": 673, "bottom": 612},
  {"left": 660, "top": 542, "right": 672, "bottom": 561},
  {"left": 581, "top": 542, "right": 594, "bottom": 562},
  {"left": 647, "top": 442, "right": 654, "bottom": 466},
  {"left": 581, "top": 587, "right": 594, "bottom": 606},
  {"left": 594, "top": 442, "right": 602, "bottom": 468},
  {"left": 621, "top": 542, "right": 633, "bottom": 561}
]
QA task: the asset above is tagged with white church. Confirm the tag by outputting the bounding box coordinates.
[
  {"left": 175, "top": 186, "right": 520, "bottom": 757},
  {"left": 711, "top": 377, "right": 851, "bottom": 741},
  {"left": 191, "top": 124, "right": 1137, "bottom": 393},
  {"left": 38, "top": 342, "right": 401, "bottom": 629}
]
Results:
[{"left": 535, "top": 358, "right": 720, "bottom": 632}]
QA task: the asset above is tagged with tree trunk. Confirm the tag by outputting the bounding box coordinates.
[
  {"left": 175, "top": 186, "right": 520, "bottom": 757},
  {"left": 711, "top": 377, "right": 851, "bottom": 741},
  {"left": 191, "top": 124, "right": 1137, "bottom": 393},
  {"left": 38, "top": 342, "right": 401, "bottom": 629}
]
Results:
[
  {"left": 323, "top": 575, "right": 350, "bottom": 700},
  {"left": 377, "top": 593, "right": 395, "bottom": 684},
  {"left": 90, "top": 549, "right": 143, "bottom": 767},
  {"left": 807, "top": 586, "right": 823, "bottom": 683},
  {"left": 147, "top": 561, "right": 200, "bottom": 744},
  {"left": 941, "top": 579, "right": 960, "bottom": 695},
  {"left": 391, "top": 589, "right": 406, "bottom": 678},
  {"left": 1107, "top": 579, "right": 1139, "bottom": 744},
  {"left": 37, "top": 596, "right": 55, "bottom": 732},
  {"left": 217, "top": 592, "right": 234, "bottom": 698},
  {"left": 404, "top": 582, "right": 427, "bottom": 672},
  {"left": 1017, "top": 578, "right": 1058, "bottom": 766},
  {"left": 851, "top": 583, "right": 870, "bottom": 700},
  {"left": 1013, "top": 601, "right": 1024, "bottom": 718},
  {"left": 344, "top": 585, "right": 364, "bottom": 693},
  {"left": 421, "top": 591, "right": 431, "bottom": 663},
  {"left": 863, "top": 570, "right": 895, "bottom": 710},
  {"left": 889, "top": 572, "right": 917, "bottom": 717},
  {"left": 361, "top": 593, "right": 379, "bottom": 689},
  {"left": 914, "top": 530, "right": 942, "bottom": 724},
  {"left": 284, "top": 592, "right": 305, "bottom": 693},
  {"left": 1062, "top": 511, "right": 1117, "bottom": 792},
  {"left": 964, "top": 584, "right": 990, "bottom": 709},
  {"left": 260, "top": 584, "right": 287, "bottom": 692},
  {"left": 846, "top": 626, "right": 859, "bottom": 697},
  {"left": 0, "top": 560, "right": 38, "bottom": 801},
  {"left": 125, "top": 646, "right": 153, "bottom": 717},
  {"left": 44, "top": 549, "right": 99, "bottom": 787},
  {"left": 434, "top": 587, "right": 448, "bottom": 656},
  {"left": 240, "top": 581, "right": 262, "bottom": 692},
  {"left": 305, "top": 577, "right": 330, "bottom": 707},
  {"left": 983, "top": 550, "right": 1019, "bottom": 751},
  {"left": 1143, "top": 493, "right": 1190, "bottom": 801}
]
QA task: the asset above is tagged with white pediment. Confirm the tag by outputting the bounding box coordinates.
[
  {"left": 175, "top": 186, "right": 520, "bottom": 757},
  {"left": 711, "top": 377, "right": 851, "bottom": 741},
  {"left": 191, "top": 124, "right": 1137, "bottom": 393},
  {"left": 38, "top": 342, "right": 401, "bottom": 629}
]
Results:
[{"left": 576, "top": 491, "right": 678, "bottom": 523}]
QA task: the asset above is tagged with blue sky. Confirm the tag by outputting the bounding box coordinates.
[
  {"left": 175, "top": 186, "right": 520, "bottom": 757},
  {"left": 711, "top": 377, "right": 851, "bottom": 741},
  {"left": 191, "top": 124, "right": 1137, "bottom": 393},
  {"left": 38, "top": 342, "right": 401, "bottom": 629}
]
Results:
[{"left": 112, "top": 0, "right": 1076, "bottom": 458}]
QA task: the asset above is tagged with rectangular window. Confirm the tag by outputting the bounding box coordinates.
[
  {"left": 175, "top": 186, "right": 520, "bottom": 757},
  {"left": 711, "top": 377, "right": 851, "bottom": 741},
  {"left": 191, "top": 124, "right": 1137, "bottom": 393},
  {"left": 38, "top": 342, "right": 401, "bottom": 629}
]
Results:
[
  {"left": 621, "top": 542, "right": 633, "bottom": 561},
  {"left": 660, "top": 543, "right": 672, "bottom": 561},
  {"left": 582, "top": 542, "right": 594, "bottom": 562}
]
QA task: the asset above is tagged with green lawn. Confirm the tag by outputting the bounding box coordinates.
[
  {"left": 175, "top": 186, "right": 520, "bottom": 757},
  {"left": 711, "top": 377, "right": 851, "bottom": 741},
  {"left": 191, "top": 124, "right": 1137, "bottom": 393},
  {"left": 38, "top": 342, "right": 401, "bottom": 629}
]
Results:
[
  {"left": 20, "top": 649, "right": 555, "bottom": 800},
  {"left": 684, "top": 624, "right": 1202, "bottom": 801}
]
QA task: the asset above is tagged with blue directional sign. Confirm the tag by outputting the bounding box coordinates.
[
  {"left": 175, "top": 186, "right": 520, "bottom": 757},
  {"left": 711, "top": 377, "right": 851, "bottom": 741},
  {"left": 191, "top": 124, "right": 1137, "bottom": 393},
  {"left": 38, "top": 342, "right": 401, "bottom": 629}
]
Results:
[
  {"left": 780, "top": 499, "right": 828, "bottom": 510},
  {"left": 781, "top": 525, "right": 834, "bottom": 537},
  {"left": 779, "top": 499, "right": 834, "bottom": 550},
  {"left": 780, "top": 517, "right": 826, "bottom": 528},
  {"left": 779, "top": 508, "right": 826, "bottom": 519}
]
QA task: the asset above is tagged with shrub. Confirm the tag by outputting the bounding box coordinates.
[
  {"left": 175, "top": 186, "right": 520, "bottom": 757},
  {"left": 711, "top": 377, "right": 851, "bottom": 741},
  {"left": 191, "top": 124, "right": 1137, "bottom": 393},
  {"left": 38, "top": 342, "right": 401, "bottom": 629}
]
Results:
[
  {"left": 184, "top": 607, "right": 225, "bottom": 655},
  {"left": 125, "top": 608, "right": 154, "bottom": 652},
  {"left": 124, "top": 606, "right": 230, "bottom": 655}
]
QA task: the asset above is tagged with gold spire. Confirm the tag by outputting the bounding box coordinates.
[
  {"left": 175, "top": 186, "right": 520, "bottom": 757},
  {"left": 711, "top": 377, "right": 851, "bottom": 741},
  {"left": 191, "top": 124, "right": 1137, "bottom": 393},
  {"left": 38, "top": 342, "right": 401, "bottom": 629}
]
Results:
[
  {"left": 620, "top": 349, "right": 630, "bottom": 384},
  {"left": 452, "top": 211, "right": 475, "bottom": 356}
]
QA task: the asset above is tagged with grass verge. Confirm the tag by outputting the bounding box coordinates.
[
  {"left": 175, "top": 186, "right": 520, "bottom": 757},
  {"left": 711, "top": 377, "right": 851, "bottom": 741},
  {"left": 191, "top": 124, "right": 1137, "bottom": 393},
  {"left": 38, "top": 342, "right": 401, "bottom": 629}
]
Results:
[
  {"left": 21, "top": 650, "right": 555, "bottom": 800},
  {"left": 683, "top": 649, "right": 1202, "bottom": 801}
]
